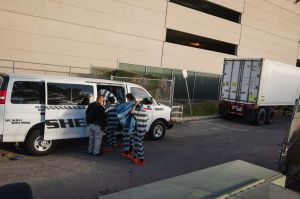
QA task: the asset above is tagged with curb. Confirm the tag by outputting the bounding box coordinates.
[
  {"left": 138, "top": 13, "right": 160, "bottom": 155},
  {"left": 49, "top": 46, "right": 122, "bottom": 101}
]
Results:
[{"left": 179, "top": 114, "right": 220, "bottom": 122}]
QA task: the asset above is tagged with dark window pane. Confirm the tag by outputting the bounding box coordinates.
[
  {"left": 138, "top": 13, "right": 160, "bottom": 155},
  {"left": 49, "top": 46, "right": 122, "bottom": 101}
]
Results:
[
  {"left": 72, "top": 85, "right": 94, "bottom": 105},
  {"left": 0, "top": 77, "right": 3, "bottom": 88},
  {"left": 97, "top": 85, "right": 125, "bottom": 103},
  {"left": 170, "top": 0, "right": 241, "bottom": 23},
  {"left": 130, "top": 87, "right": 151, "bottom": 101},
  {"left": 166, "top": 29, "right": 237, "bottom": 55},
  {"left": 11, "top": 81, "right": 44, "bottom": 104},
  {"left": 48, "top": 83, "right": 71, "bottom": 105},
  {"left": 47, "top": 83, "right": 93, "bottom": 105}
]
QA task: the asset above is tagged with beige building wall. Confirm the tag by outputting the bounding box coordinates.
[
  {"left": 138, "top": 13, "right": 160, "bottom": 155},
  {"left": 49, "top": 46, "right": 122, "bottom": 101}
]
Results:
[
  {"left": 0, "top": 0, "right": 299, "bottom": 76},
  {"left": 162, "top": 43, "right": 236, "bottom": 74},
  {"left": 162, "top": 2, "right": 241, "bottom": 74},
  {"left": 0, "top": 0, "right": 167, "bottom": 75},
  {"left": 239, "top": 0, "right": 300, "bottom": 65},
  {"left": 298, "top": 43, "right": 300, "bottom": 59}
]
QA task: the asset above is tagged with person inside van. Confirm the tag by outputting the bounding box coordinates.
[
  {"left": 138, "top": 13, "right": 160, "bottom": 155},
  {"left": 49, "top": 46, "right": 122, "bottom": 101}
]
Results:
[
  {"left": 104, "top": 96, "right": 118, "bottom": 152},
  {"left": 85, "top": 95, "right": 106, "bottom": 156}
]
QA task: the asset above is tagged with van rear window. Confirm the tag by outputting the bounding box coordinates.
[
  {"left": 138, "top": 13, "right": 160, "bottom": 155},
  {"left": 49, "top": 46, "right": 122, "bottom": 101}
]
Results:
[
  {"left": 47, "top": 83, "right": 93, "bottom": 105},
  {"left": 11, "top": 81, "right": 44, "bottom": 104}
]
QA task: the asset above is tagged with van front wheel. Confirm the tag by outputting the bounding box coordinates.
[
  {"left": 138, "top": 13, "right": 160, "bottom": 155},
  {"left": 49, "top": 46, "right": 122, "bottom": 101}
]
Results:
[
  {"left": 148, "top": 120, "right": 166, "bottom": 141},
  {"left": 25, "top": 129, "right": 57, "bottom": 156}
]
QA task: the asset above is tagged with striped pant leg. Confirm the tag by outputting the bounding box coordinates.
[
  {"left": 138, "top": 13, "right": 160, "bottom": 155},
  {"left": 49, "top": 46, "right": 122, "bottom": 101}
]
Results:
[
  {"left": 130, "top": 130, "right": 135, "bottom": 149},
  {"left": 122, "top": 117, "right": 133, "bottom": 152},
  {"left": 111, "top": 126, "right": 117, "bottom": 145},
  {"left": 122, "top": 127, "right": 130, "bottom": 152},
  {"left": 106, "top": 125, "right": 113, "bottom": 147},
  {"left": 133, "top": 128, "right": 146, "bottom": 160},
  {"left": 129, "top": 118, "right": 136, "bottom": 150}
]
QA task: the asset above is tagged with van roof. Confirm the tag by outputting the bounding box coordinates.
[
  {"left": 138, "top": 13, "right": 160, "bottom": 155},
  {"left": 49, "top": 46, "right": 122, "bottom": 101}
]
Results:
[{"left": 1, "top": 73, "right": 141, "bottom": 87}]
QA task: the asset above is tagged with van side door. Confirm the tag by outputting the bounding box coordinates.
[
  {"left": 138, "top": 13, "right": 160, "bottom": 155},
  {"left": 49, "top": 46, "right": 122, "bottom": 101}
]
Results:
[
  {"left": 44, "top": 81, "right": 95, "bottom": 140},
  {"left": 3, "top": 79, "right": 45, "bottom": 142}
]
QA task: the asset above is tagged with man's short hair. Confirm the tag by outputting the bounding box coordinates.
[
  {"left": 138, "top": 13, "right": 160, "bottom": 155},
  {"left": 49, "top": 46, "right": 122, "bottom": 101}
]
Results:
[{"left": 97, "top": 94, "right": 104, "bottom": 100}]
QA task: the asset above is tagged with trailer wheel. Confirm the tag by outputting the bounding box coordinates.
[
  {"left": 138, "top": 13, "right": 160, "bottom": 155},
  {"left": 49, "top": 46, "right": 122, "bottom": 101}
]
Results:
[
  {"left": 265, "top": 108, "right": 274, "bottom": 124},
  {"left": 255, "top": 108, "right": 266, "bottom": 126},
  {"left": 25, "top": 129, "right": 57, "bottom": 156}
]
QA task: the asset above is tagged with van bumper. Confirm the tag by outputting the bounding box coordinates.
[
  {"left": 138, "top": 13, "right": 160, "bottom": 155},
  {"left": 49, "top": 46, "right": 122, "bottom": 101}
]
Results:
[{"left": 166, "top": 120, "right": 173, "bottom": 129}]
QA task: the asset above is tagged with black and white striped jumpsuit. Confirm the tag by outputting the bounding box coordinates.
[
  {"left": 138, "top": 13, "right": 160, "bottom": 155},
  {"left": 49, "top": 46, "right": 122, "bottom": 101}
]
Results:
[{"left": 132, "top": 105, "right": 148, "bottom": 161}]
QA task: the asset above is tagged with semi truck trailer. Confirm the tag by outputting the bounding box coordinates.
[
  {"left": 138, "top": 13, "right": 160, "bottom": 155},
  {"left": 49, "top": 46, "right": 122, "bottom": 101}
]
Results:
[{"left": 219, "top": 58, "right": 300, "bottom": 125}]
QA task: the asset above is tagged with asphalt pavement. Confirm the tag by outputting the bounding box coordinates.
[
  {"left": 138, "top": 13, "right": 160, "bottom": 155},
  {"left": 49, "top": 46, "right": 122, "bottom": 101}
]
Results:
[{"left": 0, "top": 116, "right": 291, "bottom": 199}]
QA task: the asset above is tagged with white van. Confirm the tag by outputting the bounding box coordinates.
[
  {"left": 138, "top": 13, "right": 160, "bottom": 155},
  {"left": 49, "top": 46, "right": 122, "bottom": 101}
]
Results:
[{"left": 0, "top": 73, "right": 173, "bottom": 155}]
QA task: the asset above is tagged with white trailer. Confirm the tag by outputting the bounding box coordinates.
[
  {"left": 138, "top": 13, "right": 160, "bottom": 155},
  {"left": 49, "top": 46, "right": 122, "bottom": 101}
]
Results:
[{"left": 219, "top": 58, "right": 300, "bottom": 125}]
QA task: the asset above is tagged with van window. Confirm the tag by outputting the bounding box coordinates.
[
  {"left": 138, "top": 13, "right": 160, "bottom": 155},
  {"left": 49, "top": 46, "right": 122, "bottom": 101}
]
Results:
[
  {"left": 11, "top": 81, "right": 44, "bottom": 104},
  {"left": 97, "top": 85, "right": 125, "bottom": 103},
  {"left": 130, "top": 87, "right": 151, "bottom": 101},
  {"left": 0, "top": 77, "right": 3, "bottom": 88},
  {"left": 47, "top": 83, "right": 93, "bottom": 105}
]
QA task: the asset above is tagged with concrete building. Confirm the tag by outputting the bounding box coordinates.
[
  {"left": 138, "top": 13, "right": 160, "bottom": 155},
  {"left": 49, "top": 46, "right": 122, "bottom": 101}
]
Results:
[{"left": 0, "top": 0, "right": 299, "bottom": 98}]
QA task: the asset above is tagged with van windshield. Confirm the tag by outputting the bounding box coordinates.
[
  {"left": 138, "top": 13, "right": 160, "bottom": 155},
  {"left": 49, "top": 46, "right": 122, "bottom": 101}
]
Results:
[{"left": 130, "top": 87, "right": 151, "bottom": 101}]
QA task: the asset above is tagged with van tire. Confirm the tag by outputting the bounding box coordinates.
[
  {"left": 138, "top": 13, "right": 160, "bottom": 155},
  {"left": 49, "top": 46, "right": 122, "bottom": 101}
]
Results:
[
  {"left": 25, "top": 129, "right": 57, "bottom": 156},
  {"left": 148, "top": 120, "right": 166, "bottom": 141},
  {"left": 265, "top": 108, "right": 274, "bottom": 124},
  {"left": 255, "top": 108, "right": 266, "bottom": 126}
]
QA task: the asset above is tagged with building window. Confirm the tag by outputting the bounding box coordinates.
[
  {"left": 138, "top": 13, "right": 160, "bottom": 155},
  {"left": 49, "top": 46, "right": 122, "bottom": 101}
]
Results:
[
  {"left": 166, "top": 29, "right": 237, "bottom": 55},
  {"left": 170, "top": 0, "right": 241, "bottom": 23},
  {"left": 297, "top": 59, "right": 300, "bottom": 67}
]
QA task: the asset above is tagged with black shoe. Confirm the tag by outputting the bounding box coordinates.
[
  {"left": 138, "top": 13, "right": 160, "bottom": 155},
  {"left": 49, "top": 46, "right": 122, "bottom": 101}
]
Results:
[{"left": 88, "top": 152, "right": 93, "bottom": 155}]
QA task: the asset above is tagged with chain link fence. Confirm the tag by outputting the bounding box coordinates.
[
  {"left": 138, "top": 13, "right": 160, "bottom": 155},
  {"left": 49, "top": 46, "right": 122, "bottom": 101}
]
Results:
[{"left": 111, "top": 76, "right": 174, "bottom": 106}]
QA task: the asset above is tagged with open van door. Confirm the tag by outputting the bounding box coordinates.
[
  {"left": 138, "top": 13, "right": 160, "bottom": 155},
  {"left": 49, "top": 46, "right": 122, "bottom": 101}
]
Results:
[
  {"left": 44, "top": 81, "right": 95, "bottom": 140},
  {"left": 279, "top": 96, "right": 300, "bottom": 191}
]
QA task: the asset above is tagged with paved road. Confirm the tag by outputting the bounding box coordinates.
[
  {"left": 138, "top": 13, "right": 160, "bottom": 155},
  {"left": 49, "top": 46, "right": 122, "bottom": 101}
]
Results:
[{"left": 0, "top": 116, "right": 291, "bottom": 199}]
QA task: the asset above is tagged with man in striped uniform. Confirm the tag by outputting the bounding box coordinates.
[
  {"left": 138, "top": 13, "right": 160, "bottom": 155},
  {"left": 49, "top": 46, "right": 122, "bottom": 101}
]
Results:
[
  {"left": 104, "top": 97, "right": 119, "bottom": 152},
  {"left": 99, "top": 89, "right": 117, "bottom": 105},
  {"left": 129, "top": 101, "right": 148, "bottom": 166}
]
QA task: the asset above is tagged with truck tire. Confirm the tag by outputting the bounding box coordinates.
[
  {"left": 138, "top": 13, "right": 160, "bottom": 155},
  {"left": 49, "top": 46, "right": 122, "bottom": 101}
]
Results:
[
  {"left": 255, "top": 108, "right": 266, "bottom": 126},
  {"left": 25, "top": 129, "right": 57, "bottom": 156},
  {"left": 148, "top": 120, "right": 166, "bottom": 141},
  {"left": 265, "top": 108, "right": 274, "bottom": 124}
]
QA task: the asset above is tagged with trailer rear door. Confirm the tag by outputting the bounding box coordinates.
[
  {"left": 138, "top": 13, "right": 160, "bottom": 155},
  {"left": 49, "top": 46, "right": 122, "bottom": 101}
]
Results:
[{"left": 220, "top": 59, "right": 262, "bottom": 103}]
